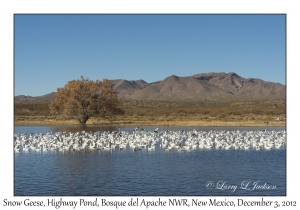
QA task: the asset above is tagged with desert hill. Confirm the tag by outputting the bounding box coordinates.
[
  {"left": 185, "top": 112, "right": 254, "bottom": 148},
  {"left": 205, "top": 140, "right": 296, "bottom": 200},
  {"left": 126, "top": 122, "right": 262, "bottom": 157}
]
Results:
[{"left": 14, "top": 72, "right": 285, "bottom": 103}]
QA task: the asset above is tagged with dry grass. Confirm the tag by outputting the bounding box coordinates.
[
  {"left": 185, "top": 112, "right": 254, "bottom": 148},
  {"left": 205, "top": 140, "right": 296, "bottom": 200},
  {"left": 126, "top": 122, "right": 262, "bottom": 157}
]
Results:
[{"left": 14, "top": 99, "right": 286, "bottom": 127}]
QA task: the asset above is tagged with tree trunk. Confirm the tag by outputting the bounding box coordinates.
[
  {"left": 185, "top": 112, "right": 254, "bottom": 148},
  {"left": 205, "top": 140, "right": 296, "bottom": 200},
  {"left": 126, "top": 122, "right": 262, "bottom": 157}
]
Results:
[
  {"left": 78, "top": 115, "right": 89, "bottom": 126},
  {"left": 79, "top": 121, "right": 87, "bottom": 126}
]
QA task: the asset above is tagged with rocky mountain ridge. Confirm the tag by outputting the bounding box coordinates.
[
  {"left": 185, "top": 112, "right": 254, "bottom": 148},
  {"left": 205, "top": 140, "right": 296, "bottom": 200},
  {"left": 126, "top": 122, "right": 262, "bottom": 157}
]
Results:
[{"left": 15, "top": 72, "right": 286, "bottom": 103}]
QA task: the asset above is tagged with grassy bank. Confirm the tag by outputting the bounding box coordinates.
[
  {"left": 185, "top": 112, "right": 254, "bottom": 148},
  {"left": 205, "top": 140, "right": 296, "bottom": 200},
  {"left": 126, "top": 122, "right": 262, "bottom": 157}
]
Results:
[{"left": 14, "top": 99, "right": 286, "bottom": 127}]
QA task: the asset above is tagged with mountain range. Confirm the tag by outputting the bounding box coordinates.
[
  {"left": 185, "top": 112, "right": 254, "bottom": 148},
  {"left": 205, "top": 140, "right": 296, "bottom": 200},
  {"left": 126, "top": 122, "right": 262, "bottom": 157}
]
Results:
[{"left": 15, "top": 72, "right": 286, "bottom": 103}]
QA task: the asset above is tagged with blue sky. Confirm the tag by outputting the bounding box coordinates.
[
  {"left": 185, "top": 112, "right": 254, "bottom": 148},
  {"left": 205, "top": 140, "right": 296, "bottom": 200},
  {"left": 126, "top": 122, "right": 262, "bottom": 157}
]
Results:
[{"left": 14, "top": 14, "right": 286, "bottom": 96}]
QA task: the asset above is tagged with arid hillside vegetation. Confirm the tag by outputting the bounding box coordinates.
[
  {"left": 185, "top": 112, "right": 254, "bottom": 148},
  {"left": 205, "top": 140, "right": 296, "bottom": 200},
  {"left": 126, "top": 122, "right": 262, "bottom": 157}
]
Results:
[{"left": 14, "top": 98, "right": 286, "bottom": 126}]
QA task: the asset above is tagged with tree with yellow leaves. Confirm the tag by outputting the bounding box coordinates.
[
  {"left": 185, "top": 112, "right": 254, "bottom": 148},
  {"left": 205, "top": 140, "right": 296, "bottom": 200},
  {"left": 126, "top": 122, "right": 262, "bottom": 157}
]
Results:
[{"left": 49, "top": 76, "right": 123, "bottom": 125}]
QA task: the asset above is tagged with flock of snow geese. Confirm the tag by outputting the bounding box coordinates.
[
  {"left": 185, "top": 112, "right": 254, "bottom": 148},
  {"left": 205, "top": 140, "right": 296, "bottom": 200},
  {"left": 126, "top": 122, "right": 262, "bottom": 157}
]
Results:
[{"left": 13, "top": 127, "right": 286, "bottom": 153}]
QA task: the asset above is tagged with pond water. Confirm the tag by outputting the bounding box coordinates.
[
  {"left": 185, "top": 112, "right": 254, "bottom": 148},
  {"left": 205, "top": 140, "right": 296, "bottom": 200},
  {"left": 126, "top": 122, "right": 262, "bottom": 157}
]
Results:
[{"left": 14, "top": 126, "right": 286, "bottom": 196}]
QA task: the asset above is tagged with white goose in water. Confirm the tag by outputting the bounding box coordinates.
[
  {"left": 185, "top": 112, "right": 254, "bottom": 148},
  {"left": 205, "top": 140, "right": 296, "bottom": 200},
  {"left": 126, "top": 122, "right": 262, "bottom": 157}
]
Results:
[
  {"left": 148, "top": 143, "right": 156, "bottom": 151},
  {"left": 13, "top": 129, "right": 286, "bottom": 153}
]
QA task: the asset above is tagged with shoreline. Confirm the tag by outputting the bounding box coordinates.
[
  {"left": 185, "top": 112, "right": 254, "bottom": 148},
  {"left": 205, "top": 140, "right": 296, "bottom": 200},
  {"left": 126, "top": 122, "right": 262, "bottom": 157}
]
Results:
[{"left": 14, "top": 120, "right": 286, "bottom": 127}]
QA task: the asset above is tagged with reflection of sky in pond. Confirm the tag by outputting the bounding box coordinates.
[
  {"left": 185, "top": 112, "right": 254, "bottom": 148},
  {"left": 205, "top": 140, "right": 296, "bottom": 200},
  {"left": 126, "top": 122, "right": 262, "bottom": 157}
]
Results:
[{"left": 14, "top": 146, "right": 286, "bottom": 196}]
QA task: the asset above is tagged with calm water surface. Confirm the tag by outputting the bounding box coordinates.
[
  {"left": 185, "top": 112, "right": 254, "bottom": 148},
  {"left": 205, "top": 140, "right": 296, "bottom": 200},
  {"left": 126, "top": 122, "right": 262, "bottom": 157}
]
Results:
[{"left": 14, "top": 126, "right": 286, "bottom": 196}]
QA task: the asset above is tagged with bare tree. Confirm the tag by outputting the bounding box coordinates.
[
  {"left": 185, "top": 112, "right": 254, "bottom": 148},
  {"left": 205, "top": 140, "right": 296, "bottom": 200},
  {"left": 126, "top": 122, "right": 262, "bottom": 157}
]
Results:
[{"left": 49, "top": 76, "right": 123, "bottom": 125}]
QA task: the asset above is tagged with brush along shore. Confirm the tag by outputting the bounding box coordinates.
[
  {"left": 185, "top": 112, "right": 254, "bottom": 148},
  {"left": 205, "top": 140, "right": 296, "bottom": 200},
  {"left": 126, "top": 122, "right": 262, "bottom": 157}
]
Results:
[{"left": 15, "top": 99, "right": 286, "bottom": 127}]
